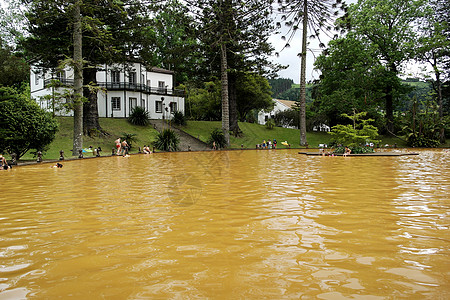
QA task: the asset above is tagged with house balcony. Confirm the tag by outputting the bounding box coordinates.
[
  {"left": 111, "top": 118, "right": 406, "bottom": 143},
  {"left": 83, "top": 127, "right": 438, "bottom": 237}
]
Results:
[{"left": 43, "top": 79, "right": 185, "bottom": 97}]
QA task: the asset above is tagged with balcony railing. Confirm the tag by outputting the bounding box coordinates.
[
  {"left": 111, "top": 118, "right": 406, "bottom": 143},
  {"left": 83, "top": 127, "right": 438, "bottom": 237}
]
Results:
[{"left": 43, "top": 79, "right": 185, "bottom": 97}]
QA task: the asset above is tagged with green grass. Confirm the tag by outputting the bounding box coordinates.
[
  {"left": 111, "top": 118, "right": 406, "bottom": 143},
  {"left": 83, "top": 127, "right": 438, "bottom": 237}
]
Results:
[
  {"left": 19, "top": 117, "right": 159, "bottom": 161},
  {"left": 183, "top": 121, "right": 409, "bottom": 149}
]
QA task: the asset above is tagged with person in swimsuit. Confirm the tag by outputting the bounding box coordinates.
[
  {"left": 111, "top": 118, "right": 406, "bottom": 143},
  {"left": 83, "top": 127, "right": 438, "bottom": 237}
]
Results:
[{"left": 115, "top": 138, "right": 121, "bottom": 155}]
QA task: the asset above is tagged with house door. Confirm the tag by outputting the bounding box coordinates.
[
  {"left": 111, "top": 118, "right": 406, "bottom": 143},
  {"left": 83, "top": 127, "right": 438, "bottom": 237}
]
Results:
[{"left": 129, "top": 97, "right": 137, "bottom": 113}]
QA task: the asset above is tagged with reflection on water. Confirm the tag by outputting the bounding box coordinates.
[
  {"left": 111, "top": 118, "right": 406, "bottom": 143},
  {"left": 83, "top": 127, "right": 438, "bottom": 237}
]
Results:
[{"left": 0, "top": 149, "right": 449, "bottom": 299}]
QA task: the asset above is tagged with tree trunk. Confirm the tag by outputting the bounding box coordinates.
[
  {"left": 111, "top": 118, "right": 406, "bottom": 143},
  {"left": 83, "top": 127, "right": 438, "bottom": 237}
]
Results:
[
  {"left": 433, "top": 56, "right": 445, "bottom": 143},
  {"left": 298, "top": 0, "right": 308, "bottom": 146},
  {"left": 220, "top": 41, "right": 230, "bottom": 146},
  {"left": 385, "top": 84, "right": 394, "bottom": 134},
  {"left": 72, "top": 0, "right": 83, "bottom": 155},
  {"left": 228, "top": 72, "right": 241, "bottom": 136},
  {"left": 83, "top": 67, "right": 103, "bottom": 136}
]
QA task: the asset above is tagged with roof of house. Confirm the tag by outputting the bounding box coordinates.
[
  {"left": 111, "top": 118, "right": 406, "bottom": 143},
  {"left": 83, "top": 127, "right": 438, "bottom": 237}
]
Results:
[
  {"left": 148, "top": 67, "right": 175, "bottom": 75},
  {"left": 274, "top": 99, "right": 297, "bottom": 109}
]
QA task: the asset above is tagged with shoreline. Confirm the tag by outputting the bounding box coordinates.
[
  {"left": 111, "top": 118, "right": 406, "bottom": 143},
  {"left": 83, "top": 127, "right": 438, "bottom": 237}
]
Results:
[{"left": 6, "top": 146, "right": 447, "bottom": 168}]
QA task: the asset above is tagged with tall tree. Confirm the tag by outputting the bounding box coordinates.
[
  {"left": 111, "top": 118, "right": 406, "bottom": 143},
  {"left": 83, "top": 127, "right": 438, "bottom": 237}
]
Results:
[
  {"left": 416, "top": 0, "right": 450, "bottom": 143},
  {"left": 276, "top": 0, "right": 345, "bottom": 146},
  {"left": 349, "top": 0, "right": 426, "bottom": 134},
  {"left": 149, "top": 0, "right": 203, "bottom": 84},
  {"left": 189, "top": 0, "right": 277, "bottom": 144},
  {"left": 72, "top": 0, "right": 83, "bottom": 154}
]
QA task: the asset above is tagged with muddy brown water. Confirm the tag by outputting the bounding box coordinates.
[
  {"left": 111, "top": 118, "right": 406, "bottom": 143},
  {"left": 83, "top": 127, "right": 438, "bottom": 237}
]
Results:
[{"left": 1, "top": 149, "right": 449, "bottom": 299}]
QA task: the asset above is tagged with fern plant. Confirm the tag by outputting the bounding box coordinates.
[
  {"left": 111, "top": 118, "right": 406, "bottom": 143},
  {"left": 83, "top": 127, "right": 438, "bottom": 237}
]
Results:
[
  {"left": 153, "top": 129, "right": 180, "bottom": 151},
  {"left": 171, "top": 111, "right": 186, "bottom": 126},
  {"left": 207, "top": 128, "right": 227, "bottom": 149},
  {"left": 128, "top": 106, "right": 149, "bottom": 126}
]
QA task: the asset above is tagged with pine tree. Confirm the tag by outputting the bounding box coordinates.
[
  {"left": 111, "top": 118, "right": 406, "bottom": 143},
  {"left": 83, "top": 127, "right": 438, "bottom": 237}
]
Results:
[{"left": 276, "top": 0, "right": 346, "bottom": 146}]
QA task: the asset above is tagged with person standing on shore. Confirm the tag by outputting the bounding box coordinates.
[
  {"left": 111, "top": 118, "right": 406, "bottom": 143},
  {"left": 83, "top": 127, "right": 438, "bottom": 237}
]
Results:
[
  {"left": 115, "top": 138, "right": 121, "bottom": 155},
  {"left": 121, "top": 140, "right": 129, "bottom": 156}
]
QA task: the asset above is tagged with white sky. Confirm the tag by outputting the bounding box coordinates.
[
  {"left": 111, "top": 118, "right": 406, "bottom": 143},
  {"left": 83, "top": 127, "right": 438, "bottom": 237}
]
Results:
[{"left": 268, "top": 33, "right": 326, "bottom": 84}]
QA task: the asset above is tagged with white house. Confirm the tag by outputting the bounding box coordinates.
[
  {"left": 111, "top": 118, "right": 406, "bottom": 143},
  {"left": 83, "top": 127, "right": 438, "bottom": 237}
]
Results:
[
  {"left": 258, "top": 98, "right": 330, "bottom": 131},
  {"left": 30, "top": 62, "right": 185, "bottom": 119},
  {"left": 258, "top": 99, "right": 296, "bottom": 126}
]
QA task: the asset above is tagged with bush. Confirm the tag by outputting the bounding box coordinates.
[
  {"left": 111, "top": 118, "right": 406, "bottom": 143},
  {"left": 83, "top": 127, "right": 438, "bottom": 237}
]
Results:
[
  {"left": 207, "top": 128, "right": 227, "bottom": 149},
  {"left": 128, "top": 106, "right": 149, "bottom": 126},
  {"left": 265, "top": 119, "right": 275, "bottom": 130},
  {"left": 171, "top": 111, "right": 186, "bottom": 126},
  {"left": 153, "top": 129, "right": 179, "bottom": 151},
  {"left": 0, "top": 87, "right": 58, "bottom": 159},
  {"left": 334, "top": 146, "right": 374, "bottom": 154}
]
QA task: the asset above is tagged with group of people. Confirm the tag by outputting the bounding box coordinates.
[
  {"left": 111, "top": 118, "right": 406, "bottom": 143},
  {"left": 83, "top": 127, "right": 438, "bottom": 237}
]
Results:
[
  {"left": 258, "top": 139, "right": 278, "bottom": 149},
  {"left": 115, "top": 138, "right": 130, "bottom": 157}
]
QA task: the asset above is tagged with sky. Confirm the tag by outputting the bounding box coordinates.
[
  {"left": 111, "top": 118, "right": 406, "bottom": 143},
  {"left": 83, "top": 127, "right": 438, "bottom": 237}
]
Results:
[{"left": 268, "top": 32, "right": 327, "bottom": 84}]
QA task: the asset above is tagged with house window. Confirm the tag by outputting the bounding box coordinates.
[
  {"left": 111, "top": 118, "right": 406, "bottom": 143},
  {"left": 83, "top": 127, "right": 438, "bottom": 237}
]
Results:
[
  {"left": 112, "top": 97, "right": 121, "bottom": 111},
  {"left": 34, "top": 73, "right": 39, "bottom": 86},
  {"left": 158, "top": 81, "right": 165, "bottom": 93},
  {"left": 111, "top": 71, "right": 120, "bottom": 83},
  {"left": 155, "top": 100, "right": 163, "bottom": 113},
  {"left": 141, "top": 74, "right": 145, "bottom": 84},
  {"left": 56, "top": 70, "right": 65, "bottom": 82},
  {"left": 169, "top": 102, "right": 177, "bottom": 113},
  {"left": 129, "top": 97, "right": 137, "bottom": 112},
  {"left": 129, "top": 72, "right": 136, "bottom": 84}
]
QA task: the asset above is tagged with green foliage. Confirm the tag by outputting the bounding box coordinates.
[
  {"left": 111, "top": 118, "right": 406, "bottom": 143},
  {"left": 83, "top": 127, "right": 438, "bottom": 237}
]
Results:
[
  {"left": 265, "top": 119, "right": 275, "bottom": 130},
  {"left": 171, "top": 111, "right": 186, "bottom": 126},
  {"left": 235, "top": 72, "right": 274, "bottom": 121},
  {"left": 128, "top": 106, "right": 150, "bottom": 126},
  {"left": 0, "top": 87, "right": 58, "bottom": 159},
  {"left": 153, "top": 129, "right": 179, "bottom": 151},
  {"left": 207, "top": 128, "right": 227, "bottom": 149},
  {"left": 400, "top": 100, "right": 445, "bottom": 147},
  {"left": 149, "top": 1, "right": 203, "bottom": 84},
  {"left": 329, "top": 112, "right": 380, "bottom": 147},
  {"left": 274, "top": 109, "right": 299, "bottom": 128},
  {"left": 334, "top": 145, "right": 375, "bottom": 154},
  {"left": 120, "top": 133, "right": 138, "bottom": 150},
  {"left": 269, "top": 78, "right": 294, "bottom": 98},
  {"left": 185, "top": 81, "right": 222, "bottom": 121},
  {"left": 0, "top": 39, "right": 29, "bottom": 88}
]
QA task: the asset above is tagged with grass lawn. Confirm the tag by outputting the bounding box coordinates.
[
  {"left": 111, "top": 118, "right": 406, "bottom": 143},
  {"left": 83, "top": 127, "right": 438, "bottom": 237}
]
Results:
[
  {"left": 19, "top": 117, "right": 159, "bottom": 161},
  {"left": 183, "top": 121, "right": 409, "bottom": 149}
]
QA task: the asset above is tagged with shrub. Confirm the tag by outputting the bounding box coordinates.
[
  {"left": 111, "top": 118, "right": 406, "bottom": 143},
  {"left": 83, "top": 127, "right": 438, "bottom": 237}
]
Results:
[
  {"left": 0, "top": 87, "right": 58, "bottom": 159},
  {"left": 153, "top": 129, "right": 179, "bottom": 151},
  {"left": 128, "top": 106, "right": 149, "bottom": 126},
  {"left": 207, "top": 128, "right": 227, "bottom": 149},
  {"left": 265, "top": 119, "right": 275, "bottom": 130},
  {"left": 334, "top": 146, "right": 374, "bottom": 154},
  {"left": 171, "top": 111, "right": 186, "bottom": 126}
]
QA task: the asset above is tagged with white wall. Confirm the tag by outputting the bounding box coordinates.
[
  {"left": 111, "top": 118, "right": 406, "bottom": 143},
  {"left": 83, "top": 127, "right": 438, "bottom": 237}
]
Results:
[{"left": 258, "top": 100, "right": 290, "bottom": 125}]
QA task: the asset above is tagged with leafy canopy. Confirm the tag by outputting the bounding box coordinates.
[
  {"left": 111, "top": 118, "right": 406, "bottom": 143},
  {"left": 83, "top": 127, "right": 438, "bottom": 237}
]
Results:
[{"left": 0, "top": 87, "right": 58, "bottom": 159}]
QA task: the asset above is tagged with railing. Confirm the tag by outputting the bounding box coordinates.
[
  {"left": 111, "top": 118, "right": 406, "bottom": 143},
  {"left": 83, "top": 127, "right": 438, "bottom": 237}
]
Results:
[{"left": 43, "top": 79, "right": 185, "bottom": 97}]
